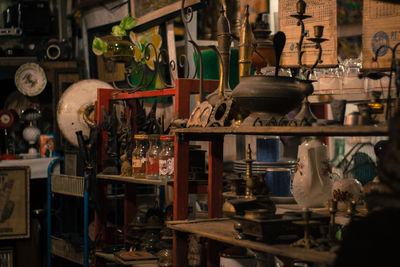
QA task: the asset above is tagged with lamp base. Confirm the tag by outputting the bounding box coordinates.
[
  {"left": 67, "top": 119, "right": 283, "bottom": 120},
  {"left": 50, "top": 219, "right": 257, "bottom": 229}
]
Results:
[
  {"left": 241, "top": 112, "right": 287, "bottom": 126},
  {"left": 294, "top": 98, "right": 317, "bottom": 126}
]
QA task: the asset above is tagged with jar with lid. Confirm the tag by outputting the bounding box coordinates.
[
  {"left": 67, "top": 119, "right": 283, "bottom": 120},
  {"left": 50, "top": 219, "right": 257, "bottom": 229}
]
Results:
[
  {"left": 146, "top": 134, "right": 160, "bottom": 180},
  {"left": 132, "top": 134, "right": 148, "bottom": 178},
  {"left": 159, "top": 135, "right": 174, "bottom": 181}
]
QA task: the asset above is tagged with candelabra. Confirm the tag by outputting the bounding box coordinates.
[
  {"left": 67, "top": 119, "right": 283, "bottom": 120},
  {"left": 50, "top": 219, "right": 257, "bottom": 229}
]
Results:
[{"left": 291, "top": 0, "right": 328, "bottom": 126}]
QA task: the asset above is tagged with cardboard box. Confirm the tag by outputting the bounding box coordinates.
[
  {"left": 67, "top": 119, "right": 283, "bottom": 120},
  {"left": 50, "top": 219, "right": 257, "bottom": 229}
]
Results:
[{"left": 40, "top": 134, "right": 55, "bottom": 157}]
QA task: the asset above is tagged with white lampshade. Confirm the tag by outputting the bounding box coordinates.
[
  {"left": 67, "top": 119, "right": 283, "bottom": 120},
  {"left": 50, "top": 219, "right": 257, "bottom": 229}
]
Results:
[{"left": 22, "top": 125, "right": 41, "bottom": 144}]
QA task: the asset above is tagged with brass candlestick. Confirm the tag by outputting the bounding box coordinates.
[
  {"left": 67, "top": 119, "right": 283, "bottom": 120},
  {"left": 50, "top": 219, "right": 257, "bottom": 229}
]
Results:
[
  {"left": 302, "top": 210, "right": 313, "bottom": 249},
  {"left": 245, "top": 144, "right": 256, "bottom": 198},
  {"left": 291, "top": 209, "right": 319, "bottom": 249},
  {"left": 328, "top": 199, "right": 338, "bottom": 242},
  {"left": 346, "top": 200, "right": 358, "bottom": 220}
]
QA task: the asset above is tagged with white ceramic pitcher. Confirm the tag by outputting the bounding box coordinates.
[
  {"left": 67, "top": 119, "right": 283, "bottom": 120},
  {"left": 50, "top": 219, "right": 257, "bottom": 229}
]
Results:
[{"left": 292, "top": 138, "right": 333, "bottom": 208}]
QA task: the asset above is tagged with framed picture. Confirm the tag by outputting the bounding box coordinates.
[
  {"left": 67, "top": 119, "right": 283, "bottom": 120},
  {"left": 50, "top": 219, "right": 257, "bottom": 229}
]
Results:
[
  {"left": 52, "top": 69, "right": 81, "bottom": 150},
  {"left": 64, "top": 149, "right": 84, "bottom": 177},
  {"left": 0, "top": 166, "right": 30, "bottom": 240},
  {"left": 130, "top": 0, "right": 206, "bottom": 30}
]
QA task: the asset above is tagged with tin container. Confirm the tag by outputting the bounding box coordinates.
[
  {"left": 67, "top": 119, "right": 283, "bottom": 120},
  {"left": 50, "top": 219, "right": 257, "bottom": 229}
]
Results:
[
  {"left": 256, "top": 136, "right": 280, "bottom": 162},
  {"left": 264, "top": 167, "right": 291, "bottom": 197}
]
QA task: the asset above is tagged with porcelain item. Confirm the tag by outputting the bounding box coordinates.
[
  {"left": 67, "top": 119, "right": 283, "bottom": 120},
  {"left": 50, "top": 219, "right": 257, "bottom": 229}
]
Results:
[
  {"left": 292, "top": 138, "right": 333, "bottom": 208},
  {"left": 14, "top": 63, "right": 47, "bottom": 96},
  {"left": 332, "top": 177, "right": 362, "bottom": 203}
]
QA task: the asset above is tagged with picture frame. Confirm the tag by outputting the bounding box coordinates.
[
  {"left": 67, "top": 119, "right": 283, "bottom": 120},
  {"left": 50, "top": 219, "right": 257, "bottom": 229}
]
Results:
[
  {"left": 0, "top": 166, "right": 30, "bottom": 240},
  {"left": 64, "top": 149, "right": 84, "bottom": 177},
  {"left": 52, "top": 69, "right": 81, "bottom": 150},
  {"left": 130, "top": 0, "right": 205, "bottom": 31}
]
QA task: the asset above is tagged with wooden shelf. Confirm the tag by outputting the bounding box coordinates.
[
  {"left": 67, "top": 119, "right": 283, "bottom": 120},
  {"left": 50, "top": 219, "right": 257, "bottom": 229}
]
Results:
[
  {"left": 167, "top": 218, "right": 336, "bottom": 265},
  {"left": 0, "top": 59, "right": 78, "bottom": 68},
  {"left": 173, "top": 125, "right": 388, "bottom": 138},
  {"left": 309, "top": 90, "right": 395, "bottom": 104},
  {"left": 108, "top": 78, "right": 219, "bottom": 100},
  {"left": 97, "top": 174, "right": 172, "bottom": 186},
  {"left": 96, "top": 251, "right": 158, "bottom": 266}
]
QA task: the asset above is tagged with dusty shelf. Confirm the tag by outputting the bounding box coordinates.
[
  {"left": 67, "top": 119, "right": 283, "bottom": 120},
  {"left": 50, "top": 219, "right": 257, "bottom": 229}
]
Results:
[
  {"left": 97, "top": 174, "right": 172, "bottom": 186},
  {"left": 167, "top": 218, "right": 336, "bottom": 265},
  {"left": 173, "top": 125, "right": 388, "bottom": 138}
]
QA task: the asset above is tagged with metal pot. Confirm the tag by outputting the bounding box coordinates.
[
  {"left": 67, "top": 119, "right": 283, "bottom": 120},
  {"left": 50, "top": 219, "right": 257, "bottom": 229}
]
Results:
[{"left": 232, "top": 75, "right": 305, "bottom": 120}]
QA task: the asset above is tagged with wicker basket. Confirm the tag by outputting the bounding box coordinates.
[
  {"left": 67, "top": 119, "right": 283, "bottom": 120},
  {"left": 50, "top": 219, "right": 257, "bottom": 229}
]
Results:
[{"left": 51, "top": 174, "right": 84, "bottom": 197}]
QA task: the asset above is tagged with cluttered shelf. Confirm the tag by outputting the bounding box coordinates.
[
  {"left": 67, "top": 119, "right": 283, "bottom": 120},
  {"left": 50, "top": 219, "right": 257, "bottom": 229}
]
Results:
[
  {"left": 309, "top": 89, "right": 397, "bottom": 104},
  {"left": 167, "top": 218, "right": 336, "bottom": 265},
  {"left": 96, "top": 250, "right": 158, "bottom": 266},
  {"left": 96, "top": 173, "right": 173, "bottom": 186},
  {"left": 172, "top": 125, "right": 388, "bottom": 137}
]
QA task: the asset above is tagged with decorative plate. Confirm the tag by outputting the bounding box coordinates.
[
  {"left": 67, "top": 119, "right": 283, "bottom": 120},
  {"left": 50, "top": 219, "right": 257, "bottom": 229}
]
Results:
[
  {"left": 0, "top": 109, "right": 15, "bottom": 129},
  {"left": 14, "top": 63, "right": 47, "bottom": 96},
  {"left": 56, "top": 79, "right": 112, "bottom": 147}
]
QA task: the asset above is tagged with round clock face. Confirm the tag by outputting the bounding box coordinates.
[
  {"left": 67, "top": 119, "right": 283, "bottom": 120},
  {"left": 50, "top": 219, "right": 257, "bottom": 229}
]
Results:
[
  {"left": 0, "top": 109, "right": 14, "bottom": 129},
  {"left": 14, "top": 63, "right": 47, "bottom": 96}
]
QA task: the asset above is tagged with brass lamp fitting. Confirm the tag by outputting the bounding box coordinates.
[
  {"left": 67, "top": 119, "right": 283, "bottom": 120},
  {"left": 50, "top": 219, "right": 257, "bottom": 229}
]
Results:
[
  {"left": 245, "top": 144, "right": 255, "bottom": 198},
  {"left": 238, "top": 5, "right": 253, "bottom": 80}
]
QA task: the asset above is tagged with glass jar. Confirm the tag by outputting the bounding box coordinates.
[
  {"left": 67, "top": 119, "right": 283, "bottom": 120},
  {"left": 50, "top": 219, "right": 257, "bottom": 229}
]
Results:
[
  {"left": 159, "top": 135, "right": 174, "bottom": 181},
  {"left": 158, "top": 248, "right": 172, "bottom": 267},
  {"left": 132, "top": 134, "right": 148, "bottom": 178},
  {"left": 146, "top": 134, "right": 161, "bottom": 180}
]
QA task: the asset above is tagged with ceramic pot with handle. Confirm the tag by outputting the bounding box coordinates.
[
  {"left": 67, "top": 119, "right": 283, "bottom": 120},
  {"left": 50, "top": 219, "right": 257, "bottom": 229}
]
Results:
[{"left": 292, "top": 137, "right": 333, "bottom": 208}]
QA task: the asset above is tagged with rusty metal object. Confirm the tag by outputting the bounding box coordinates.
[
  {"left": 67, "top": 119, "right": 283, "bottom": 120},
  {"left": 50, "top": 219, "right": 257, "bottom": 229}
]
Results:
[
  {"left": 187, "top": 101, "right": 213, "bottom": 128},
  {"left": 232, "top": 75, "right": 305, "bottom": 125}
]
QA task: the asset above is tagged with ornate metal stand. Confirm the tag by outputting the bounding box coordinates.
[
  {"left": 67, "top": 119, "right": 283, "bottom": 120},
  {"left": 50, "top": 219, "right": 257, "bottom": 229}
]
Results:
[
  {"left": 371, "top": 42, "right": 400, "bottom": 120},
  {"left": 291, "top": 209, "right": 319, "bottom": 249},
  {"left": 291, "top": 0, "right": 328, "bottom": 126}
]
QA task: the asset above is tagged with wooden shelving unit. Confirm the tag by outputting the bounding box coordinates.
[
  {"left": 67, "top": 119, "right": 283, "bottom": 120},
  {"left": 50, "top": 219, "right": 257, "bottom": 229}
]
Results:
[
  {"left": 95, "top": 76, "right": 389, "bottom": 266},
  {"left": 94, "top": 78, "right": 219, "bottom": 267},
  {"left": 97, "top": 173, "right": 172, "bottom": 186},
  {"left": 168, "top": 218, "right": 336, "bottom": 265},
  {"left": 171, "top": 123, "right": 388, "bottom": 266},
  {"left": 173, "top": 125, "right": 389, "bottom": 137}
]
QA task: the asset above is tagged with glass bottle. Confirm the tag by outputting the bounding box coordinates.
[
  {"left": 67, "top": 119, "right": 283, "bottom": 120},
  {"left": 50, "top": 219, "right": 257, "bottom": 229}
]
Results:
[
  {"left": 146, "top": 134, "right": 161, "bottom": 180},
  {"left": 132, "top": 134, "right": 148, "bottom": 178},
  {"left": 159, "top": 135, "right": 174, "bottom": 181}
]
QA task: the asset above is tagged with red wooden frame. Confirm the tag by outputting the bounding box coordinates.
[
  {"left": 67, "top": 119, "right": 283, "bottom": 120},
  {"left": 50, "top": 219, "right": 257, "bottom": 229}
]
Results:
[{"left": 94, "top": 78, "right": 222, "bottom": 267}]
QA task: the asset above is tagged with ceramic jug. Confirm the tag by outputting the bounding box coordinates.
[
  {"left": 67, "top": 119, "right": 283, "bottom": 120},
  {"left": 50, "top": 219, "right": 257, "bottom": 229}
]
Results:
[{"left": 292, "top": 138, "right": 333, "bottom": 208}]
